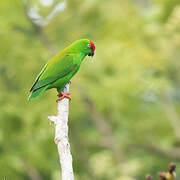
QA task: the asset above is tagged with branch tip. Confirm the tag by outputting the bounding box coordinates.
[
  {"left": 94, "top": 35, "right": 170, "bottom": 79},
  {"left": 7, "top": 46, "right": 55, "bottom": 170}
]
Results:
[
  {"left": 168, "top": 163, "right": 176, "bottom": 174},
  {"left": 146, "top": 174, "right": 153, "bottom": 180},
  {"left": 48, "top": 116, "right": 57, "bottom": 123},
  {"left": 158, "top": 172, "right": 167, "bottom": 180}
]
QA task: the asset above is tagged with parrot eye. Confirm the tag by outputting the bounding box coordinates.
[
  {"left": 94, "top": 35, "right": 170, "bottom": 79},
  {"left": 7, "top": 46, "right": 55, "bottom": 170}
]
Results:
[{"left": 87, "top": 44, "right": 91, "bottom": 48}]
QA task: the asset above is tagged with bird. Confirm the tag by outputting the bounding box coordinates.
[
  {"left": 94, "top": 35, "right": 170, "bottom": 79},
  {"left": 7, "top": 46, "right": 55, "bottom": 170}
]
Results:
[{"left": 28, "top": 39, "right": 95, "bottom": 101}]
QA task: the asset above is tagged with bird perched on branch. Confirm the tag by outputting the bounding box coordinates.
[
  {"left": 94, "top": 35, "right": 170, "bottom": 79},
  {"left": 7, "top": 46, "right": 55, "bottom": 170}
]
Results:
[{"left": 28, "top": 39, "right": 95, "bottom": 101}]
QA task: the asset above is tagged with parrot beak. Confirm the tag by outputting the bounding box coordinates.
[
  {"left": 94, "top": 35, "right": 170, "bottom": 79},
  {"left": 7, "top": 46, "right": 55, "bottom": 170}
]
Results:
[{"left": 88, "top": 51, "right": 94, "bottom": 57}]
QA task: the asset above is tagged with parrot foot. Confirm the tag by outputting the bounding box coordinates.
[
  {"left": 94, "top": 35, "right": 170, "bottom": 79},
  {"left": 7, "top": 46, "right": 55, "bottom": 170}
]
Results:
[{"left": 56, "top": 92, "right": 72, "bottom": 102}]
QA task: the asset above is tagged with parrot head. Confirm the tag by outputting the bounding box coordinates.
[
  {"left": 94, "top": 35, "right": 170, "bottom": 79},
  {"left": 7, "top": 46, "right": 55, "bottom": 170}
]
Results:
[
  {"left": 87, "top": 40, "right": 95, "bottom": 57},
  {"left": 71, "top": 39, "right": 95, "bottom": 57}
]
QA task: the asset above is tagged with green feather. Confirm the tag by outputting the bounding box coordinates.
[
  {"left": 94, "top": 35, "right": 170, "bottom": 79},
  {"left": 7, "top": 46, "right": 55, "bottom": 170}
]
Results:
[
  {"left": 30, "top": 55, "right": 74, "bottom": 92},
  {"left": 28, "top": 86, "right": 49, "bottom": 101}
]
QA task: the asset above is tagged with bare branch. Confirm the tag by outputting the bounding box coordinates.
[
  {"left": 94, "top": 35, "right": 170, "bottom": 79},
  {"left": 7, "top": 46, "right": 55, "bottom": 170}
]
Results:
[
  {"left": 77, "top": 85, "right": 126, "bottom": 163},
  {"left": 48, "top": 83, "right": 74, "bottom": 180},
  {"left": 161, "top": 90, "right": 180, "bottom": 139},
  {"left": 146, "top": 175, "right": 153, "bottom": 180},
  {"left": 129, "top": 143, "right": 180, "bottom": 160},
  {"left": 23, "top": 0, "right": 58, "bottom": 54},
  {"left": 22, "top": 160, "right": 43, "bottom": 180}
]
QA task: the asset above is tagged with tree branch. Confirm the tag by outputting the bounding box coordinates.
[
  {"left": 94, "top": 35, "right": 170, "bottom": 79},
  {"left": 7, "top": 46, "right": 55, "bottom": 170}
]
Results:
[
  {"left": 22, "top": 160, "right": 43, "bottom": 180},
  {"left": 77, "top": 85, "right": 126, "bottom": 163},
  {"left": 48, "top": 83, "right": 74, "bottom": 180},
  {"left": 161, "top": 91, "right": 180, "bottom": 140},
  {"left": 129, "top": 143, "right": 180, "bottom": 160},
  {"left": 23, "top": 0, "right": 58, "bottom": 55}
]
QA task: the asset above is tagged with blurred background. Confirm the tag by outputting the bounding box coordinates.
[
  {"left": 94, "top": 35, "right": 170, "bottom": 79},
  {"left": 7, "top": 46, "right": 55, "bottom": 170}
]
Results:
[{"left": 0, "top": 0, "right": 180, "bottom": 179}]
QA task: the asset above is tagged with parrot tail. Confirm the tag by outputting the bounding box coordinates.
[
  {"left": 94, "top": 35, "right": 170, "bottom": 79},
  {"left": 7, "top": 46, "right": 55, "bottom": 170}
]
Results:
[{"left": 28, "top": 85, "right": 49, "bottom": 101}]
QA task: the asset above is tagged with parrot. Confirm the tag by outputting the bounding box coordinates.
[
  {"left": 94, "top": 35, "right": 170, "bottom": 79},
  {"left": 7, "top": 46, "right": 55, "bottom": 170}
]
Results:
[{"left": 28, "top": 39, "right": 95, "bottom": 101}]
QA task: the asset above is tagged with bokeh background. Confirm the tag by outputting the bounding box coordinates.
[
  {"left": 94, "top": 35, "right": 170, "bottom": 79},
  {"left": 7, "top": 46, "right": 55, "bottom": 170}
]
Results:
[{"left": 1, "top": 0, "right": 180, "bottom": 179}]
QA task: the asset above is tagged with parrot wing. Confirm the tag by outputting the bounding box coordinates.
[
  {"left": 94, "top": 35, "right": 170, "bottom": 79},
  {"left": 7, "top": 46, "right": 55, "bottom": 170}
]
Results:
[
  {"left": 29, "top": 64, "right": 47, "bottom": 91},
  {"left": 30, "top": 53, "right": 75, "bottom": 92}
]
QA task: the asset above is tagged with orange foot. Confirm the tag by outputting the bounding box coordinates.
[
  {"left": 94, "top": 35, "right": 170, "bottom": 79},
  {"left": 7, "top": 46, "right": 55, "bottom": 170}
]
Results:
[{"left": 56, "top": 92, "right": 72, "bottom": 102}]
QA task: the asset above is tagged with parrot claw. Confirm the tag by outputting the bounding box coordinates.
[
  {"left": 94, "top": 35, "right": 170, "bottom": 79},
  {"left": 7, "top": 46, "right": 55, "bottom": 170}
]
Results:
[{"left": 56, "top": 92, "right": 72, "bottom": 102}]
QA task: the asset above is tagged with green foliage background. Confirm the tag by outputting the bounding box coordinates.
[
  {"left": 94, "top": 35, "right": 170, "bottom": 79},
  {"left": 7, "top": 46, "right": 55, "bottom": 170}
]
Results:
[{"left": 0, "top": 0, "right": 180, "bottom": 179}]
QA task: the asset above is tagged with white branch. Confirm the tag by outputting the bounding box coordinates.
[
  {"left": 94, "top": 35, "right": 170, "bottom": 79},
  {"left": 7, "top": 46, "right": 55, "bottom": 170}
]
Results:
[{"left": 48, "top": 83, "right": 74, "bottom": 180}]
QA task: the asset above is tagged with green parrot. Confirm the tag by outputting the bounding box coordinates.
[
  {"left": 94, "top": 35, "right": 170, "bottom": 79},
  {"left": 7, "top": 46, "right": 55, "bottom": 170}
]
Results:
[{"left": 28, "top": 39, "right": 95, "bottom": 101}]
